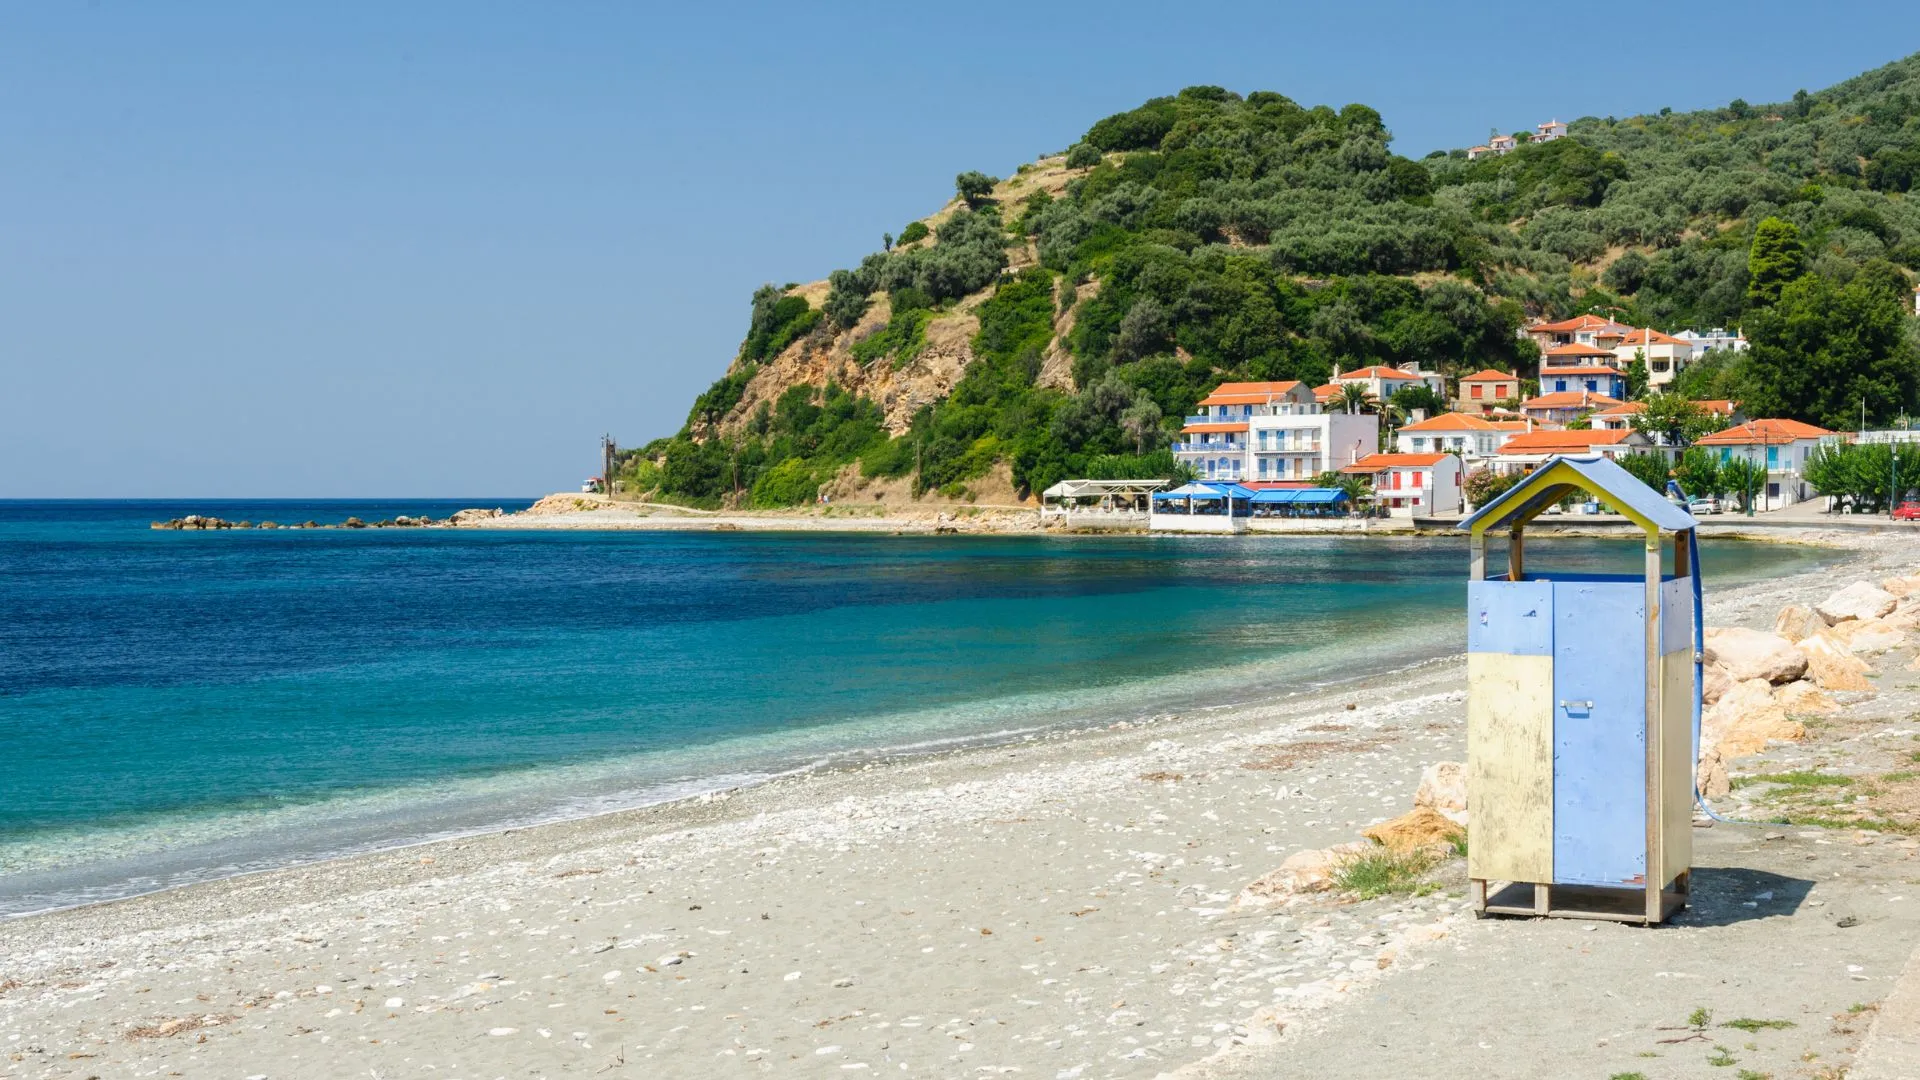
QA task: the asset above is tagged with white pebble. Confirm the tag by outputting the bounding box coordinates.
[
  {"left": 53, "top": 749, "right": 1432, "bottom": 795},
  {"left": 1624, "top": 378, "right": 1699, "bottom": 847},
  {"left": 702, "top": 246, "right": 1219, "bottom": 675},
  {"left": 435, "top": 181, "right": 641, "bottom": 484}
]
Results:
[
  {"left": 488, "top": 1026, "right": 518, "bottom": 1037},
  {"left": 384, "top": 997, "right": 404, "bottom": 1009}
]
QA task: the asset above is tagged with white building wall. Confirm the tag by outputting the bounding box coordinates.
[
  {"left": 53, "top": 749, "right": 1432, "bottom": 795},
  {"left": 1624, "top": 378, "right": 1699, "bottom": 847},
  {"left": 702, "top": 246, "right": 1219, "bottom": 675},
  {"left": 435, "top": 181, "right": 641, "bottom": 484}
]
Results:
[
  {"left": 1246, "top": 411, "right": 1379, "bottom": 481},
  {"left": 1710, "top": 437, "right": 1829, "bottom": 510}
]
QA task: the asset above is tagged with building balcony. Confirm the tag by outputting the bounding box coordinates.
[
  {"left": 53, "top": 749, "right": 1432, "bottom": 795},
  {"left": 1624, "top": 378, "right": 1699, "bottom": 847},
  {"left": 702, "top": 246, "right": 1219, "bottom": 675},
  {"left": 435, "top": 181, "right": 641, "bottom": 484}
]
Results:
[{"left": 1171, "top": 442, "right": 1245, "bottom": 454}]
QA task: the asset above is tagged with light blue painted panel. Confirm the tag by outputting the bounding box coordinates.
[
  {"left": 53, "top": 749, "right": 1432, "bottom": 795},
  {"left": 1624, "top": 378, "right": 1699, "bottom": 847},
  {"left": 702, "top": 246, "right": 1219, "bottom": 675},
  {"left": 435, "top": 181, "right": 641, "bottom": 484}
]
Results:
[
  {"left": 1552, "top": 580, "right": 1648, "bottom": 887},
  {"left": 1468, "top": 579, "right": 1554, "bottom": 656}
]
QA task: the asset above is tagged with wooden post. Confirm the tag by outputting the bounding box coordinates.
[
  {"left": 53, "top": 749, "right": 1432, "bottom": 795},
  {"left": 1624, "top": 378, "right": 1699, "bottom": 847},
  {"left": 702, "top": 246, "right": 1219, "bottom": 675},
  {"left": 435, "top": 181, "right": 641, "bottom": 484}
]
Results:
[
  {"left": 1644, "top": 530, "right": 1665, "bottom": 923},
  {"left": 1469, "top": 533, "right": 1487, "bottom": 582},
  {"left": 1534, "top": 882, "right": 1550, "bottom": 916},
  {"left": 1508, "top": 526, "right": 1525, "bottom": 582}
]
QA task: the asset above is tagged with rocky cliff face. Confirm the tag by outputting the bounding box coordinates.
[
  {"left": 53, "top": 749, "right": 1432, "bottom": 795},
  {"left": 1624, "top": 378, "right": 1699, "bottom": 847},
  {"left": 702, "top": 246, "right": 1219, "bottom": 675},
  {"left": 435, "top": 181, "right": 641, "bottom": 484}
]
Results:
[
  {"left": 713, "top": 291, "right": 982, "bottom": 440},
  {"left": 706, "top": 159, "right": 1083, "bottom": 441}
]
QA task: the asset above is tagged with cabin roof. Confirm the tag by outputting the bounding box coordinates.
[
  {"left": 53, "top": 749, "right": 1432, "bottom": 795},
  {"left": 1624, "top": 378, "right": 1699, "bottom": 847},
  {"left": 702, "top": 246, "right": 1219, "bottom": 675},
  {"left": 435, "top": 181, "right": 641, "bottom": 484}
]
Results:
[{"left": 1459, "top": 454, "right": 1696, "bottom": 536}]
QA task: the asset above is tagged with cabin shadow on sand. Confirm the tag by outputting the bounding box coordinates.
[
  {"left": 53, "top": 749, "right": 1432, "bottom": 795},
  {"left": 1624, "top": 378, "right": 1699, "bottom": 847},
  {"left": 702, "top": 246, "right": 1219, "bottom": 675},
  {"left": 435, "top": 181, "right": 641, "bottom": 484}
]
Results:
[{"left": 1668, "top": 864, "right": 1816, "bottom": 927}]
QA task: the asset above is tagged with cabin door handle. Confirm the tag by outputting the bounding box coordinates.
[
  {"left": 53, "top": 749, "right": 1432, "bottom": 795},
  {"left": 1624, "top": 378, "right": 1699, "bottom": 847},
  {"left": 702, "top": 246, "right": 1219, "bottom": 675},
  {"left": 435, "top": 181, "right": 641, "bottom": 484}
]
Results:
[{"left": 1560, "top": 699, "right": 1594, "bottom": 715}]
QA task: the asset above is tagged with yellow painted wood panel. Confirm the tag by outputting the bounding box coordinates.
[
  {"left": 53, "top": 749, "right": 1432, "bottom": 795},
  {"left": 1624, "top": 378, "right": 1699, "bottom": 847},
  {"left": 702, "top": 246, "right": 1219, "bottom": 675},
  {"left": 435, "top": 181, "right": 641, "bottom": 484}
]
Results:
[
  {"left": 1660, "top": 648, "right": 1694, "bottom": 885},
  {"left": 1467, "top": 652, "right": 1554, "bottom": 883}
]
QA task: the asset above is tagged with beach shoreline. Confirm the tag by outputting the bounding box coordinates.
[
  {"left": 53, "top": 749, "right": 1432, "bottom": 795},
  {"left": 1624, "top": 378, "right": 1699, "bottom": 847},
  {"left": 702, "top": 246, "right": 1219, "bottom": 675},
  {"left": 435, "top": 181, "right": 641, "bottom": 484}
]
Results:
[{"left": 0, "top": 525, "right": 1911, "bottom": 1079}]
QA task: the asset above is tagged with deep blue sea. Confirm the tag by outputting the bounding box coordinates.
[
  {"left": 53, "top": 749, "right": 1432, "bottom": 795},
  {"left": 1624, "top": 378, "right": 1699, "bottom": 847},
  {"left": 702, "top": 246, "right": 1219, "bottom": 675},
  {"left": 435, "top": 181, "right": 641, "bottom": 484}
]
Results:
[{"left": 0, "top": 499, "right": 1830, "bottom": 915}]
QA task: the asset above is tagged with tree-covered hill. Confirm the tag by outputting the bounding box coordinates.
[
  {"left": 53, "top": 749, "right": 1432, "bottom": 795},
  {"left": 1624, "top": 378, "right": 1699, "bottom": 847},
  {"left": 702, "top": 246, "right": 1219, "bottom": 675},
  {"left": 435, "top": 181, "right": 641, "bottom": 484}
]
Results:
[{"left": 629, "top": 55, "right": 1920, "bottom": 508}]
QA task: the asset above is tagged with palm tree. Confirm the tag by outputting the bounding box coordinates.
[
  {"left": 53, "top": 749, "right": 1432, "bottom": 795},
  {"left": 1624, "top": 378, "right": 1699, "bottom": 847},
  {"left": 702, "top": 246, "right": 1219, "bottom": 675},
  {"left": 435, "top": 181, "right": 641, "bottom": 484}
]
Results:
[{"left": 1337, "top": 383, "right": 1372, "bottom": 415}]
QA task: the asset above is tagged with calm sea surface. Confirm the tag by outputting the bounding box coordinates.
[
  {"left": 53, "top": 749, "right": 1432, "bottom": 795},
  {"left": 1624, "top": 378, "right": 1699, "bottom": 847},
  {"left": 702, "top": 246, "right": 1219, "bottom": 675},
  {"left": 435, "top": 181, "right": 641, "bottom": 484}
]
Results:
[{"left": 0, "top": 499, "right": 1831, "bottom": 915}]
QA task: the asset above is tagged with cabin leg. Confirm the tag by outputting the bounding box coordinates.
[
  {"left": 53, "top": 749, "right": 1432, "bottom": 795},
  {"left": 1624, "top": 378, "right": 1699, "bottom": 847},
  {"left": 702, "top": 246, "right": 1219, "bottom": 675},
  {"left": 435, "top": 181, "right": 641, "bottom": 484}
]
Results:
[
  {"left": 1533, "top": 882, "right": 1550, "bottom": 916},
  {"left": 1675, "top": 869, "right": 1691, "bottom": 895},
  {"left": 1645, "top": 536, "right": 1666, "bottom": 927}
]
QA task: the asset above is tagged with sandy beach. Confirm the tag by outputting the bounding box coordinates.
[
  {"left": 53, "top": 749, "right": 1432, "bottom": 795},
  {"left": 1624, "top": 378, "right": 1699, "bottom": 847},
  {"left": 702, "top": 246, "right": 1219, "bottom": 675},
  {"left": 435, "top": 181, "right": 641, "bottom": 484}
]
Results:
[{"left": 5, "top": 526, "right": 1920, "bottom": 1079}]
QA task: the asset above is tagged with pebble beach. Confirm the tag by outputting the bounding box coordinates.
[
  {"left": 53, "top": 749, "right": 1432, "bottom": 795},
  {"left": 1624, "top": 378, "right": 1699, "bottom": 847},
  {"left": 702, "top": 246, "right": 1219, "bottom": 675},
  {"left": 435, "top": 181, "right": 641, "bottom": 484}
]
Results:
[{"left": 4, "top": 524, "right": 1920, "bottom": 1079}]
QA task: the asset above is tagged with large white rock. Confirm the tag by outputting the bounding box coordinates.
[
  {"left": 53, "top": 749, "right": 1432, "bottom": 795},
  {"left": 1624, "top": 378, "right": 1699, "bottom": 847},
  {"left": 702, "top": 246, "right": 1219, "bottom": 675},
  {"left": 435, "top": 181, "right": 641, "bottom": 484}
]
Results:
[
  {"left": 1696, "top": 747, "right": 1731, "bottom": 801},
  {"left": 1703, "top": 662, "right": 1733, "bottom": 705},
  {"left": 1775, "top": 679, "right": 1839, "bottom": 715},
  {"left": 1825, "top": 617, "right": 1907, "bottom": 655},
  {"left": 1702, "top": 678, "right": 1804, "bottom": 760},
  {"left": 1238, "top": 842, "right": 1371, "bottom": 904},
  {"left": 1702, "top": 627, "right": 1808, "bottom": 685},
  {"left": 1413, "top": 761, "right": 1468, "bottom": 825},
  {"left": 1816, "top": 581, "right": 1898, "bottom": 624},
  {"left": 1774, "top": 604, "right": 1823, "bottom": 643},
  {"left": 1881, "top": 574, "right": 1920, "bottom": 598},
  {"left": 1801, "top": 630, "right": 1875, "bottom": 693}
]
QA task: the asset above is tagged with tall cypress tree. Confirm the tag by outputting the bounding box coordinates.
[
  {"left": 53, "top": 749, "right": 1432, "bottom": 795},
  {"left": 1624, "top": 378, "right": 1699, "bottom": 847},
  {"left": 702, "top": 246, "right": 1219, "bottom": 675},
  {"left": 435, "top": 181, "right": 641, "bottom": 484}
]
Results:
[{"left": 1746, "top": 217, "right": 1807, "bottom": 309}]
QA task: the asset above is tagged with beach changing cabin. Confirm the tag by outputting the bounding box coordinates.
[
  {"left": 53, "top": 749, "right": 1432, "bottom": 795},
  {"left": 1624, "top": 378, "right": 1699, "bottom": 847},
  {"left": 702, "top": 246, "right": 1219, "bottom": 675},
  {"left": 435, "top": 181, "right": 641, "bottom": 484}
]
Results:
[{"left": 1457, "top": 455, "right": 1700, "bottom": 924}]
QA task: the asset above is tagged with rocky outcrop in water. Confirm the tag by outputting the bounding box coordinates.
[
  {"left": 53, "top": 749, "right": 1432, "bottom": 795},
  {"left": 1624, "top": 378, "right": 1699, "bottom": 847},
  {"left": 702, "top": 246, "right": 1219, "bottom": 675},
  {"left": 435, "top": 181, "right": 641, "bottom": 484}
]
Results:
[{"left": 151, "top": 515, "right": 444, "bottom": 530}]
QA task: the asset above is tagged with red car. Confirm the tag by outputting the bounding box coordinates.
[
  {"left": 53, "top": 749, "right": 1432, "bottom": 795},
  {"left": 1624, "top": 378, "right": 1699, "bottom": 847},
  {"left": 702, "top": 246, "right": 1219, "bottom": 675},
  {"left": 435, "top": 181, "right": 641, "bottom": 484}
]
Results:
[{"left": 1896, "top": 501, "right": 1920, "bottom": 521}]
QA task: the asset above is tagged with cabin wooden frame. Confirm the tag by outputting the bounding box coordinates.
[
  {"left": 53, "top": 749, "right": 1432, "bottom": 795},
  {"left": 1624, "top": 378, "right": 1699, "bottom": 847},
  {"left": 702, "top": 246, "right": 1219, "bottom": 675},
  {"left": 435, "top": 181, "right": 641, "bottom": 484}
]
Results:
[{"left": 1458, "top": 455, "right": 1700, "bottom": 925}]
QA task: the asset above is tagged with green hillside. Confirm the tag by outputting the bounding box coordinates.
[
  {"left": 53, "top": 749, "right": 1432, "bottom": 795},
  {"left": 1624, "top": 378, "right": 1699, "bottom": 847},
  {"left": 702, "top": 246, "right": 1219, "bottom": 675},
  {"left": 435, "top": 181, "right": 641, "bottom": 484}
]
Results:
[{"left": 632, "top": 55, "right": 1920, "bottom": 507}]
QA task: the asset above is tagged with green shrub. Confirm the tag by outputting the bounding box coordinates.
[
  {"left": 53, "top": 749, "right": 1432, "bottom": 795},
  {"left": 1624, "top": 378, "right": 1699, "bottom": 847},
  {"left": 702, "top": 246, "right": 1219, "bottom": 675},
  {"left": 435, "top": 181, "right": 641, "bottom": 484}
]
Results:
[
  {"left": 956, "top": 170, "right": 997, "bottom": 207},
  {"left": 748, "top": 458, "right": 820, "bottom": 507},
  {"left": 897, "top": 221, "right": 929, "bottom": 246},
  {"left": 860, "top": 436, "right": 915, "bottom": 478},
  {"left": 1065, "top": 142, "right": 1102, "bottom": 168},
  {"left": 741, "top": 289, "right": 824, "bottom": 362}
]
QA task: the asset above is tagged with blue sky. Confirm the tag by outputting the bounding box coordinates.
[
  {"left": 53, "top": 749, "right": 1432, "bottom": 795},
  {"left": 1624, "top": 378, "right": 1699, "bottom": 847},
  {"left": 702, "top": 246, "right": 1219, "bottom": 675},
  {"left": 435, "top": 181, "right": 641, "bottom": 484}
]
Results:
[{"left": 2, "top": 2, "right": 1909, "bottom": 496}]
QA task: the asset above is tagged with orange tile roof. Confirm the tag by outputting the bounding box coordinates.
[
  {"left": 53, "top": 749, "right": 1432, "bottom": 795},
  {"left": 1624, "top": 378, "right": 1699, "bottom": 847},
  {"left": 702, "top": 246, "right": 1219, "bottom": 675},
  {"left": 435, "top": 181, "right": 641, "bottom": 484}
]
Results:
[
  {"left": 1335, "top": 365, "right": 1425, "bottom": 381},
  {"left": 1530, "top": 314, "right": 1623, "bottom": 334},
  {"left": 1498, "top": 428, "right": 1638, "bottom": 453},
  {"left": 1593, "top": 402, "right": 1646, "bottom": 417},
  {"left": 1312, "top": 384, "right": 1344, "bottom": 401},
  {"left": 1618, "top": 328, "right": 1685, "bottom": 346},
  {"left": 1520, "top": 391, "right": 1624, "bottom": 411},
  {"left": 1196, "top": 381, "right": 1304, "bottom": 407},
  {"left": 1597, "top": 399, "right": 1740, "bottom": 418},
  {"left": 1458, "top": 368, "right": 1517, "bottom": 382},
  {"left": 1692, "top": 419, "right": 1835, "bottom": 446},
  {"left": 1400, "top": 411, "right": 1519, "bottom": 432},
  {"left": 1180, "top": 422, "right": 1250, "bottom": 434},
  {"left": 1543, "top": 343, "right": 1619, "bottom": 359},
  {"left": 1341, "top": 452, "right": 1451, "bottom": 473}
]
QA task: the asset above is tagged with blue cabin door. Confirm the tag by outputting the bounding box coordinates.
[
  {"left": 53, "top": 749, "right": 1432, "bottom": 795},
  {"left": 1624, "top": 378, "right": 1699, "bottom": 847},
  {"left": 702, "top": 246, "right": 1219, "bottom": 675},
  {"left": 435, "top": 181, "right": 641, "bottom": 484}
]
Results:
[{"left": 1551, "top": 581, "right": 1647, "bottom": 887}]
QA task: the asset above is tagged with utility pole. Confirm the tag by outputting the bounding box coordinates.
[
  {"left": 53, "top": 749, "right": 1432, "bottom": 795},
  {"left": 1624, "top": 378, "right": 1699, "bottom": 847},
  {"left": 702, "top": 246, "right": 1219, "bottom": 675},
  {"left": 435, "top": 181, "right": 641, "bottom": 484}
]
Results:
[{"left": 601, "top": 434, "right": 616, "bottom": 499}]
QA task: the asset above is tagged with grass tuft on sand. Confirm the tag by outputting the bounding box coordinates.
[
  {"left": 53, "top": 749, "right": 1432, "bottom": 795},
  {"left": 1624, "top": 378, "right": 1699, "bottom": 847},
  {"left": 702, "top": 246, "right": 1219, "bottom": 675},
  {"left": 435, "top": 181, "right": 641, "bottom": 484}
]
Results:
[{"left": 1330, "top": 847, "right": 1440, "bottom": 899}]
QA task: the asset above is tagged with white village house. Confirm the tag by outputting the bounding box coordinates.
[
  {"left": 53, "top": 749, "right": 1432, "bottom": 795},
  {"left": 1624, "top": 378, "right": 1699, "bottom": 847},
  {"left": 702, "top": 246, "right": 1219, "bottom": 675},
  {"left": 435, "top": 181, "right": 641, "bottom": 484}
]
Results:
[
  {"left": 1173, "top": 381, "right": 1378, "bottom": 482},
  {"left": 1341, "top": 452, "right": 1463, "bottom": 517},
  {"left": 1395, "top": 412, "right": 1531, "bottom": 471},
  {"left": 1494, "top": 428, "right": 1652, "bottom": 473},
  {"left": 1329, "top": 363, "right": 1448, "bottom": 403},
  {"left": 1691, "top": 419, "right": 1840, "bottom": 510}
]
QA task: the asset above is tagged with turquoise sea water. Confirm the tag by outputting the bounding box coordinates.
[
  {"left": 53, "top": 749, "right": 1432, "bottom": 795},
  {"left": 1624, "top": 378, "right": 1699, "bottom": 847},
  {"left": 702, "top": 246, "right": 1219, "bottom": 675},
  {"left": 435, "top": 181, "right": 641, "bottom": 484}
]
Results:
[{"left": 0, "top": 500, "right": 1831, "bottom": 915}]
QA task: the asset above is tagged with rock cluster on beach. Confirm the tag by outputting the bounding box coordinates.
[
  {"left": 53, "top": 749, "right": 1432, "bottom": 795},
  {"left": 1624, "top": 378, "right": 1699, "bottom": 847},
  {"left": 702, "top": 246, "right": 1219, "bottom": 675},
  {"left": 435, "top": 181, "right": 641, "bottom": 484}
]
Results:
[{"left": 1694, "top": 575, "right": 1919, "bottom": 795}]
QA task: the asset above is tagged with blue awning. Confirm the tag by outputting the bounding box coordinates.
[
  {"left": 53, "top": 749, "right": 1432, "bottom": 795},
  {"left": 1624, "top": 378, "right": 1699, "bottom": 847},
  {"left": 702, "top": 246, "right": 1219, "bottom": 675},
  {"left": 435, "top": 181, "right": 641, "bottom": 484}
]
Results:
[
  {"left": 1161, "top": 481, "right": 1253, "bottom": 500},
  {"left": 1250, "top": 487, "right": 1347, "bottom": 504}
]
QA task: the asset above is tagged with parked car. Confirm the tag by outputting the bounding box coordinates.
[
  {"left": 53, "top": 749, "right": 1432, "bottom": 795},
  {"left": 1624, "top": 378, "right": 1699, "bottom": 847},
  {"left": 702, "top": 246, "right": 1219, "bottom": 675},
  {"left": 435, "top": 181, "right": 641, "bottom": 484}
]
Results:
[
  {"left": 1687, "top": 497, "right": 1720, "bottom": 515},
  {"left": 1894, "top": 500, "right": 1920, "bottom": 521}
]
